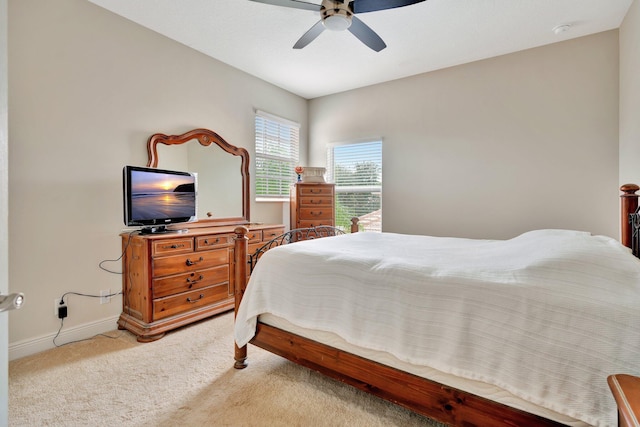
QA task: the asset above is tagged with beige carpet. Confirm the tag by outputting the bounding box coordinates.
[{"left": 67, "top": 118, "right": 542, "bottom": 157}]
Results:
[{"left": 9, "top": 312, "right": 444, "bottom": 426}]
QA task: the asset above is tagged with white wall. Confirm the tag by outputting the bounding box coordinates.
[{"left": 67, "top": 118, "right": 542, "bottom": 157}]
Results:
[
  {"left": 620, "top": 0, "right": 640, "bottom": 185},
  {"left": 7, "top": 0, "right": 307, "bottom": 354},
  {"left": 309, "top": 31, "right": 620, "bottom": 240}
]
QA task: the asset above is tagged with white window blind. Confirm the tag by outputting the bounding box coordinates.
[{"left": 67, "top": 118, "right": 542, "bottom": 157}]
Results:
[
  {"left": 327, "top": 140, "right": 382, "bottom": 232},
  {"left": 254, "top": 111, "right": 300, "bottom": 200}
]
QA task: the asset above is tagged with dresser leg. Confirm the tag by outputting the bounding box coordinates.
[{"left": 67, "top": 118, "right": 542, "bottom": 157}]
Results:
[{"left": 136, "top": 332, "right": 165, "bottom": 343}]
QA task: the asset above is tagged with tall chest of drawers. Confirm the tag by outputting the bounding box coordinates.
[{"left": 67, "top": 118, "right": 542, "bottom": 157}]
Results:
[
  {"left": 118, "top": 224, "right": 284, "bottom": 342},
  {"left": 290, "top": 183, "right": 335, "bottom": 231}
]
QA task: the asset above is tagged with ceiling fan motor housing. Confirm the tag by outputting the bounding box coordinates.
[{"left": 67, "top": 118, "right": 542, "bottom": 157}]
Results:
[{"left": 321, "top": 0, "right": 353, "bottom": 31}]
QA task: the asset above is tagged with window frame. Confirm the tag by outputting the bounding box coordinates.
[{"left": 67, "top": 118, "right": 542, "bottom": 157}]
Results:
[
  {"left": 254, "top": 110, "right": 300, "bottom": 202},
  {"left": 327, "top": 139, "right": 383, "bottom": 232}
]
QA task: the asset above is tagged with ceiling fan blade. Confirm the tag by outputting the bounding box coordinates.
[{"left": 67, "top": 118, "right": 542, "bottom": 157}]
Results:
[
  {"left": 249, "top": 0, "right": 321, "bottom": 12},
  {"left": 348, "top": 16, "right": 386, "bottom": 52},
  {"left": 351, "top": 0, "right": 426, "bottom": 14},
  {"left": 293, "top": 20, "right": 326, "bottom": 49}
]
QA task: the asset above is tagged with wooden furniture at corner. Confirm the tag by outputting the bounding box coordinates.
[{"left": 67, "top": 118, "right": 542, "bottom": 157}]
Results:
[
  {"left": 608, "top": 374, "right": 640, "bottom": 427},
  {"left": 290, "top": 182, "right": 335, "bottom": 233},
  {"left": 119, "top": 223, "right": 283, "bottom": 342},
  {"left": 231, "top": 186, "right": 640, "bottom": 426}
]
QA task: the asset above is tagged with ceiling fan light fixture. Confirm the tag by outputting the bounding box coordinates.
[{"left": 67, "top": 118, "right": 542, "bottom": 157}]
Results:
[{"left": 323, "top": 13, "right": 351, "bottom": 31}]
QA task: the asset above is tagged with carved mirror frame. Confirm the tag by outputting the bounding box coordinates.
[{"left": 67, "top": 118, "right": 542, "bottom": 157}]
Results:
[{"left": 147, "top": 128, "right": 250, "bottom": 226}]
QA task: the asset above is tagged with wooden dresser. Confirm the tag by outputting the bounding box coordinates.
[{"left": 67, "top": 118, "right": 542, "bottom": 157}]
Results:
[
  {"left": 290, "top": 183, "right": 335, "bottom": 232},
  {"left": 118, "top": 223, "right": 284, "bottom": 342}
]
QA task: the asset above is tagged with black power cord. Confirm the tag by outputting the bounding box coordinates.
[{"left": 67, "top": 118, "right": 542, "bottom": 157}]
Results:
[
  {"left": 52, "top": 290, "right": 124, "bottom": 348},
  {"left": 53, "top": 231, "right": 136, "bottom": 347}
]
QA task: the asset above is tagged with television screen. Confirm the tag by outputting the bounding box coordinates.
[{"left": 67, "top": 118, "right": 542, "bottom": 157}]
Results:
[{"left": 123, "top": 165, "right": 197, "bottom": 232}]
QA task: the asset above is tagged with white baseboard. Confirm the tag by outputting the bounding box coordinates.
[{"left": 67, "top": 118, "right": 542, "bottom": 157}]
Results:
[{"left": 9, "top": 315, "right": 120, "bottom": 361}]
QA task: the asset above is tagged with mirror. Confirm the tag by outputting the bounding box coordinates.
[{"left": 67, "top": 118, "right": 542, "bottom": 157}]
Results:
[{"left": 147, "top": 128, "right": 250, "bottom": 226}]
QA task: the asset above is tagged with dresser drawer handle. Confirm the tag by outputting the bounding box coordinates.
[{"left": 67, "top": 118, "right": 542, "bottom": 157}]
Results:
[
  {"left": 186, "top": 294, "right": 204, "bottom": 303},
  {"left": 204, "top": 238, "right": 220, "bottom": 245},
  {"left": 186, "top": 274, "right": 204, "bottom": 285},
  {"left": 311, "top": 211, "right": 322, "bottom": 216},
  {"left": 167, "top": 244, "right": 185, "bottom": 249},
  {"left": 185, "top": 257, "right": 204, "bottom": 266}
]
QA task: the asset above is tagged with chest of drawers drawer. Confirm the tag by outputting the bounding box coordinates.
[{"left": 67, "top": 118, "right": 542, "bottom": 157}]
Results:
[
  {"left": 246, "top": 230, "right": 263, "bottom": 243},
  {"left": 152, "top": 238, "right": 194, "bottom": 256},
  {"left": 195, "top": 233, "right": 233, "bottom": 250},
  {"left": 152, "top": 248, "right": 229, "bottom": 277},
  {"left": 262, "top": 226, "right": 285, "bottom": 241},
  {"left": 153, "top": 283, "right": 230, "bottom": 320},
  {"left": 299, "top": 207, "right": 333, "bottom": 220},
  {"left": 297, "top": 219, "right": 333, "bottom": 228},
  {"left": 153, "top": 264, "right": 229, "bottom": 298},
  {"left": 299, "top": 196, "right": 333, "bottom": 207},
  {"left": 299, "top": 186, "right": 334, "bottom": 197}
]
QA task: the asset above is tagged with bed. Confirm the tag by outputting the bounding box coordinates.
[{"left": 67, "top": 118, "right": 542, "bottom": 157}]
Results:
[{"left": 232, "top": 184, "right": 640, "bottom": 427}]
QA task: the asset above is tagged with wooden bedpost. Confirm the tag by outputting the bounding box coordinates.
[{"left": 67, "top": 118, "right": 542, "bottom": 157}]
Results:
[
  {"left": 620, "top": 184, "right": 639, "bottom": 248},
  {"left": 350, "top": 217, "right": 360, "bottom": 233},
  {"left": 233, "top": 226, "right": 249, "bottom": 369}
]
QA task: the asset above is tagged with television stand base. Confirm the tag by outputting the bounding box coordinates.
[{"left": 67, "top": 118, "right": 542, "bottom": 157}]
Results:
[{"left": 139, "top": 226, "right": 169, "bottom": 234}]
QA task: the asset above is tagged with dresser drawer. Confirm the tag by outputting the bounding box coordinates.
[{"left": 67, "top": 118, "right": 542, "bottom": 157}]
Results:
[
  {"left": 246, "top": 230, "right": 262, "bottom": 243},
  {"left": 248, "top": 242, "right": 264, "bottom": 256},
  {"left": 300, "top": 196, "right": 333, "bottom": 207},
  {"left": 152, "top": 264, "right": 229, "bottom": 298},
  {"left": 299, "top": 207, "right": 333, "bottom": 220},
  {"left": 195, "top": 233, "right": 233, "bottom": 251},
  {"left": 262, "top": 227, "right": 285, "bottom": 241},
  {"left": 152, "top": 248, "right": 229, "bottom": 277},
  {"left": 152, "top": 238, "right": 194, "bottom": 256},
  {"left": 299, "top": 186, "right": 334, "bottom": 196},
  {"left": 153, "top": 283, "right": 230, "bottom": 320}
]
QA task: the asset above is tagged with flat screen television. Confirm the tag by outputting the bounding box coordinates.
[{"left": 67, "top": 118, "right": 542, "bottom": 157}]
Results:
[{"left": 123, "top": 165, "right": 197, "bottom": 234}]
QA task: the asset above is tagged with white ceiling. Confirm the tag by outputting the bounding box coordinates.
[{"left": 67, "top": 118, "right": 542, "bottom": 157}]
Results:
[{"left": 87, "top": 0, "right": 632, "bottom": 99}]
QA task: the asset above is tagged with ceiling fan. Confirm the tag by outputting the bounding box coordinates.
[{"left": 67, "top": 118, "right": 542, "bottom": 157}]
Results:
[{"left": 249, "top": 0, "right": 426, "bottom": 52}]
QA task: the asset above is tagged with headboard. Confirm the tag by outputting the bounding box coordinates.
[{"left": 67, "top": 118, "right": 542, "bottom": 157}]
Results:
[{"left": 620, "top": 183, "right": 640, "bottom": 256}]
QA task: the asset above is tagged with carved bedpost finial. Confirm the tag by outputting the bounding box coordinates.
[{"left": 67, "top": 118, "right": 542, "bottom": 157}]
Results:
[
  {"left": 233, "top": 226, "right": 249, "bottom": 369},
  {"left": 350, "top": 217, "right": 360, "bottom": 234},
  {"left": 621, "top": 183, "right": 640, "bottom": 195},
  {"left": 620, "top": 184, "right": 640, "bottom": 249}
]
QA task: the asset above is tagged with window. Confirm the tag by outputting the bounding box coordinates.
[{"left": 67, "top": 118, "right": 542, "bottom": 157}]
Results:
[
  {"left": 254, "top": 110, "right": 300, "bottom": 201},
  {"left": 327, "top": 140, "right": 382, "bottom": 232}
]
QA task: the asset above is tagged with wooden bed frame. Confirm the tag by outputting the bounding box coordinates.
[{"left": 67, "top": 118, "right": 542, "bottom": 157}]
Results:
[{"left": 232, "top": 184, "right": 640, "bottom": 427}]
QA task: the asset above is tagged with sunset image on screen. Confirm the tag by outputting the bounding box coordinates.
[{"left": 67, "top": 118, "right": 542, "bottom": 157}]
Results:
[{"left": 130, "top": 170, "right": 196, "bottom": 221}]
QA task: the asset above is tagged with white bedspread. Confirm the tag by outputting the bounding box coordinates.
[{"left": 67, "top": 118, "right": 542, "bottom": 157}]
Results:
[{"left": 235, "top": 229, "right": 640, "bottom": 426}]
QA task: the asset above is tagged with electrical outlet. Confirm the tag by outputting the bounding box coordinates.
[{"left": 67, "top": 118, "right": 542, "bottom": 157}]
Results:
[{"left": 100, "top": 289, "right": 111, "bottom": 304}]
